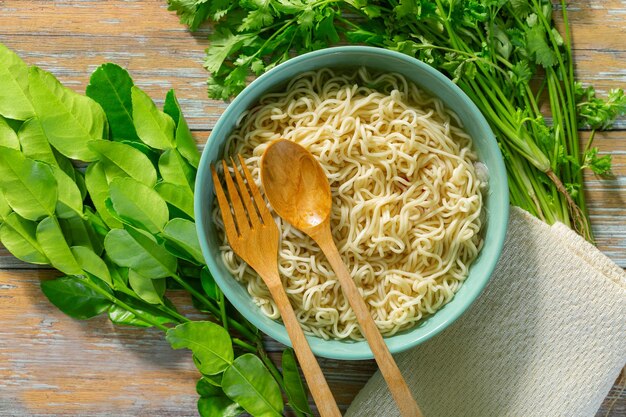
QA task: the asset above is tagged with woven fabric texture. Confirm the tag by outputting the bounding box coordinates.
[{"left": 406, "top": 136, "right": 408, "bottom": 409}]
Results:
[{"left": 346, "top": 207, "right": 626, "bottom": 417}]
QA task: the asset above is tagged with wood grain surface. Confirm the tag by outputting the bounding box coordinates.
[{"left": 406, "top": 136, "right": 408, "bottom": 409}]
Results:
[{"left": 0, "top": 0, "right": 624, "bottom": 416}]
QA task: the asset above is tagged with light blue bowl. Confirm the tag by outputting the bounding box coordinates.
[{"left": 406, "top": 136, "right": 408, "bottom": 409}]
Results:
[{"left": 195, "top": 46, "right": 509, "bottom": 360}]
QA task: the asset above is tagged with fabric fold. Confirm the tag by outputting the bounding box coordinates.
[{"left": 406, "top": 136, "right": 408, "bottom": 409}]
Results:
[{"left": 346, "top": 207, "right": 626, "bottom": 417}]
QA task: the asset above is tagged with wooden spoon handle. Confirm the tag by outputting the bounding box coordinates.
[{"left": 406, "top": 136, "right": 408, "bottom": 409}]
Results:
[
  {"left": 313, "top": 228, "right": 424, "bottom": 417},
  {"left": 267, "top": 276, "right": 342, "bottom": 417}
]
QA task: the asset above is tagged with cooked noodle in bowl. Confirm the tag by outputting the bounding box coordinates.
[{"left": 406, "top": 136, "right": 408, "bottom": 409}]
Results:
[{"left": 213, "top": 67, "right": 486, "bottom": 340}]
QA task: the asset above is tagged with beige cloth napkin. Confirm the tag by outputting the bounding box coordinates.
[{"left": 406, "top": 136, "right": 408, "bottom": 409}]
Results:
[{"left": 347, "top": 207, "right": 626, "bottom": 417}]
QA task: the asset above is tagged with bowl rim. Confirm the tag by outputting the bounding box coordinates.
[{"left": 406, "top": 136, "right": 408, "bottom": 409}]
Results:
[{"left": 195, "top": 45, "right": 509, "bottom": 360}]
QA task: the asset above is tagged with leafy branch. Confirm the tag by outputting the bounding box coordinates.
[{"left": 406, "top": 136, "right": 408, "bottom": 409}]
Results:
[{"left": 0, "top": 43, "right": 312, "bottom": 417}]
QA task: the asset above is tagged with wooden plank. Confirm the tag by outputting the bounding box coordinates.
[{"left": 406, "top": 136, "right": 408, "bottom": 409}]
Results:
[
  {"left": 0, "top": 269, "right": 623, "bottom": 417},
  {"left": 0, "top": 270, "right": 373, "bottom": 416},
  {"left": 580, "top": 131, "right": 626, "bottom": 267},
  {"left": 0, "top": 270, "right": 198, "bottom": 416},
  {"left": 0, "top": 0, "right": 624, "bottom": 415}
]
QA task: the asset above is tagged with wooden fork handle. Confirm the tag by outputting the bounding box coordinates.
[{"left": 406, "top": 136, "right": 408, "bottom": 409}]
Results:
[
  {"left": 267, "top": 275, "right": 342, "bottom": 417},
  {"left": 311, "top": 227, "right": 424, "bottom": 417}
]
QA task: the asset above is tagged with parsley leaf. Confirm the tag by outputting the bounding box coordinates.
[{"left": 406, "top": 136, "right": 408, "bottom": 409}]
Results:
[
  {"left": 576, "top": 85, "right": 626, "bottom": 130},
  {"left": 526, "top": 24, "right": 558, "bottom": 68},
  {"left": 582, "top": 147, "right": 613, "bottom": 177},
  {"left": 204, "top": 29, "right": 253, "bottom": 73},
  {"left": 239, "top": 8, "right": 274, "bottom": 31},
  {"left": 167, "top": 0, "right": 229, "bottom": 31}
]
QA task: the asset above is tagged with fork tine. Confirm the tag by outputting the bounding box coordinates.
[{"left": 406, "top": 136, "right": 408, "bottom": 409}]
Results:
[
  {"left": 211, "top": 166, "right": 239, "bottom": 240},
  {"left": 237, "top": 154, "right": 274, "bottom": 225},
  {"left": 231, "top": 157, "right": 261, "bottom": 228},
  {"left": 222, "top": 160, "right": 251, "bottom": 234}
]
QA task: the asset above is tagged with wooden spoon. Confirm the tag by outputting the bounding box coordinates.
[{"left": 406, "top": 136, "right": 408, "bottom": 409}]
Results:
[{"left": 261, "top": 139, "right": 424, "bottom": 417}]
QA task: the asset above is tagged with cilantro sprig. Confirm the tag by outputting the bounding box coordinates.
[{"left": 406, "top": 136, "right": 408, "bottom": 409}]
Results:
[
  {"left": 169, "top": 0, "right": 345, "bottom": 100},
  {"left": 168, "top": 0, "right": 624, "bottom": 242}
]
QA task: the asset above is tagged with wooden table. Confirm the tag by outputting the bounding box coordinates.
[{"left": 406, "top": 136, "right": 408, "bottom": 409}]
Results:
[{"left": 0, "top": 1, "right": 624, "bottom": 415}]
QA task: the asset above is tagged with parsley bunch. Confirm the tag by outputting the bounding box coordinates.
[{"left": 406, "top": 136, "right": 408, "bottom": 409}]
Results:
[{"left": 166, "top": 0, "right": 626, "bottom": 239}]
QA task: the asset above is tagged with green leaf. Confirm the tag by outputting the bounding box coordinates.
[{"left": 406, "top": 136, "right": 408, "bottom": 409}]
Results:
[
  {"left": 84, "top": 161, "right": 123, "bottom": 229},
  {"left": 0, "top": 190, "right": 11, "bottom": 221},
  {"left": 61, "top": 215, "right": 104, "bottom": 254},
  {"left": 36, "top": 216, "right": 83, "bottom": 275},
  {"left": 583, "top": 147, "right": 613, "bottom": 177},
  {"left": 239, "top": 8, "right": 274, "bottom": 31},
  {"left": 155, "top": 182, "right": 195, "bottom": 219},
  {"left": 163, "top": 90, "right": 200, "bottom": 168},
  {"left": 120, "top": 139, "right": 161, "bottom": 165},
  {"left": 71, "top": 246, "right": 112, "bottom": 286},
  {"left": 0, "top": 43, "right": 35, "bottom": 120},
  {"left": 128, "top": 269, "right": 166, "bottom": 305},
  {"left": 0, "top": 115, "right": 19, "bottom": 149},
  {"left": 41, "top": 276, "right": 111, "bottom": 320},
  {"left": 106, "top": 259, "right": 134, "bottom": 295},
  {"left": 167, "top": 0, "right": 208, "bottom": 31},
  {"left": 88, "top": 140, "right": 157, "bottom": 187},
  {"left": 510, "top": 0, "right": 531, "bottom": 18},
  {"left": 108, "top": 294, "right": 176, "bottom": 327},
  {"left": 200, "top": 267, "right": 220, "bottom": 300},
  {"left": 167, "top": 0, "right": 228, "bottom": 31},
  {"left": 204, "top": 29, "right": 253, "bottom": 73},
  {"left": 50, "top": 165, "right": 83, "bottom": 219},
  {"left": 163, "top": 89, "right": 182, "bottom": 124},
  {"left": 104, "top": 227, "right": 177, "bottom": 278},
  {"left": 17, "top": 117, "right": 63, "bottom": 165},
  {"left": 86, "top": 63, "right": 140, "bottom": 142},
  {"left": 222, "top": 353, "right": 284, "bottom": 417},
  {"left": 166, "top": 321, "right": 234, "bottom": 375},
  {"left": 0, "top": 212, "right": 48, "bottom": 264},
  {"left": 17, "top": 118, "right": 60, "bottom": 165},
  {"left": 198, "top": 393, "right": 243, "bottom": 417},
  {"left": 28, "top": 66, "right": 106, "bottom": 161},
  {"left": 197, "top": 377, "right": 223, "bottom": 396},
  {"left": 316, "top": 14, "right": 340, "bottom": 44},
  {"left": 526, "top": 25, "right": 558, "bottom": 68},
  {"left": 109, "top": 177, "right": 169, "bottom": 234},
  {"left": 75, "top": 169, "right": 87, "bottom": 202},
  {"left": 0, "top": 146, "right": 57, "bottom": 221},
  {"left": 162, "top": 218, "right": 204, "bottom": 264},
  {"left": 197, "top": 372, "right": 223, "bottom": 388},
  {"left": 84, "top": 206, "right": 109, "bottom": 237},
  {"left": 131, "top": 86, "right": 175, "bottom": 150},
  {"left": 159, "top": 148, "right": 196, "bottom": 189},
  {"left": 50, "top": 146, "right": 74, "bottom": 174},
  {"left": 282, "top": 348, "right": 313, "bottom": 415},
  {"left": 577, "top": 87, "right": 626, "bottom": 130}
]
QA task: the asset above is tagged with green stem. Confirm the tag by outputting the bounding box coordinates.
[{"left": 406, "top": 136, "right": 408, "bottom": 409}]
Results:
[
  {"left": 475, "top": 72, "right": 517, "bottom": 117},
  {"left": 524, "top": 84, "right": 542, "bottom": 118},
  {"left": 462, "top": 78, "right": 551, "bottom": 172},
  {"left": 219, "top": 290, "right": 229, "bottom": 333},
  {"left": 257, "top": 340, "right": 286, "bottom": 392},
  {"left": 560, "top": 0, "right": 592, "bottom": 239},
  {"left": 546, "top": 69, "right": 564, "bottom": 171},
  {"left": 170, "top": 274, "right": 257, "bottom": 342},
  {"left": 123, "top": 290, "right": 190, "bottom": 324},
  {"left": 252, "top": 337, "right": 308, "bottom": 417},
  {"left": 233, "top": 338, "right": 256, "bottom": 353},
  {"left": 583, "top": 130, "right": 596, "bottom": 154},
  {"left": 159, "top": 305, "right": 190, "bottom": 323},
  {"left": 81, "top": 278, "right": 169, "bottom": 331}
]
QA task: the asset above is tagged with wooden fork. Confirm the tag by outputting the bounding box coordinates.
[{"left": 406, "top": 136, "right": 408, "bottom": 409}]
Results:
[{"left": 212, "top": 156, "right": 342, "bottom": 417}]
